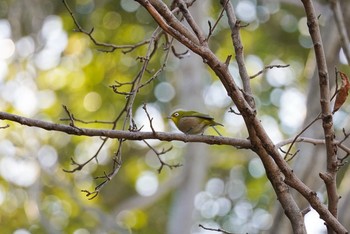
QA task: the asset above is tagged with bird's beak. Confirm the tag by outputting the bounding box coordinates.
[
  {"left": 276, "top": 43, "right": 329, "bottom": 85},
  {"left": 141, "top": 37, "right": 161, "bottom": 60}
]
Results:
[{"left": 167, "top": 116, "right": 172, "bottom": 119}]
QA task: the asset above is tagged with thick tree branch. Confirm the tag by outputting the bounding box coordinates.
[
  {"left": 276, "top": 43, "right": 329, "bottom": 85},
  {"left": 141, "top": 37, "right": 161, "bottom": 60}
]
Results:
[
  {"left": 176, "top": 0, "right": 206, "bottom": 44},
  {"left": 301, "top": 1, "right": 340, "bottom": 231},
  {"left": 147, "top": 0, "right": 200, "bottom": 45},
  {"left": 219, "top": 1, "right": 305, "bottom": 231},
  {"left": 0, "top": 111, "right": 251, "bottom": 148}
]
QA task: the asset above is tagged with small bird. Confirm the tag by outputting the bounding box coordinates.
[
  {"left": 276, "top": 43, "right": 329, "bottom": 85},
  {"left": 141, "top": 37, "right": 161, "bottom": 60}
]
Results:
[{"left": 168, "top": 110, "right": 223, "bottom": 135}]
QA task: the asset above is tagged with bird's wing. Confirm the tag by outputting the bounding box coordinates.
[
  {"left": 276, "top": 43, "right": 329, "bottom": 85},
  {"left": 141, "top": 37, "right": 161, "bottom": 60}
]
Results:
[{"left": 183, "top": 111, "right": 214, "bottom": 120}]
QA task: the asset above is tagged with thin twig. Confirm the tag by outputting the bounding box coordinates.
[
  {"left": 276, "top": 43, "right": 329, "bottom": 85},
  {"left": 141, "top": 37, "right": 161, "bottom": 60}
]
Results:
[
  {"left": 338, "top": 129, "right": 350, "bottom": 164},
  {"left": 279, "top": 147, "right": 301, "bottom": 163},
  {"left": 339, "top": 128, "right": 350, "bottom": 145},
  {"left": 228, "top": 107, "right": 241, "bottom": 115},
  {"left": 80, "top": 144, "right": 123, "bottom": 200},
  {"left": 60, "top": 118, "right": 114, "bottom": 125},
  {"left": 206, "top": 0, "right": 229, "bottom": 41},
  {"left": 225, "top": 55, "right": 232, "bottom": 67},
  {"left": 198, "top": 224, "right": 234, "bottom": 234},
  {"left": 63, "top": 137, "right": 108, "bottom": 173},
  {"left": 142, "top": 103, "right": 156, "bottom": 134},
  {"left": 0, "top": 124, "right": 9, "bottom": 129},
  {"left": 301, "top": 207, "right": 311, "bottom": 217},
  {"left": 62, "top": 0, "right": 150, "bottom": 53},
  {"left": 283, "top": 113, "right": 322, "bottom": 160},
  {"left": 143, "top": 140, "right": 181, "bottom": 173},
  {"left": 62, "top": 105, "right": 76, "bottom": 127},
  {"left": 332, "top": 67, "right": 340, "bottom": 101},
  {"left": 171, "top": 45, "right": 189, "bottom": 59},
  {"left": 250, "top": 64, "right": 290, "bottom": 79},
  {"left": 276, "top": 136, "right": 350, "bottom": 155}
]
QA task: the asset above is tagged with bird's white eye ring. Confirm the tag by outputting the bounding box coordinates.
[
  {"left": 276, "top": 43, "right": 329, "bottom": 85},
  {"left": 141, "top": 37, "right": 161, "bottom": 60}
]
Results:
[{"left": 174, "top": 112, "right": 179, "bottom": 117}]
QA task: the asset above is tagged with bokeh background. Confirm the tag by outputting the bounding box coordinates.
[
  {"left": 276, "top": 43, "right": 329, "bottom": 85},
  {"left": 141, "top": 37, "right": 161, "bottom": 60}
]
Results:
[{"left": 0, "top": 0, "right": 349, "bottom": 233}]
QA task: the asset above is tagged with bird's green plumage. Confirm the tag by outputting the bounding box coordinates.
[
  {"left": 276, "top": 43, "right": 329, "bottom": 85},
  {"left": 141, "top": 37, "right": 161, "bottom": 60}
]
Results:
[{"left": 168, "top": 110, "right": 223, "bottom": 135}]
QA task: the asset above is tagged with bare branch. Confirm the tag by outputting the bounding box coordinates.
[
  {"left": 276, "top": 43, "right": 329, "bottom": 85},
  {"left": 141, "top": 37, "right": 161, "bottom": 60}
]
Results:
[
  {"left": 142, "top": 103, "right": 156, "bottom": 134},
  {"left": 228, "top": 107, "right": 241, "bottom": 115},
  {"left": 283, "top": 113, "right": 321, "bottom": 160},
  {"left": 62, "top": 0, "right": 150, "bottom": 53},
  {"left": 277, "top": 136, "right": 350, "bottom": 155},
  {"left": 109, "top": 84, "right": 135, "bottom": 96},
  {"left": 60, "top": 109, "right": 115, "bottom": 126},
  {"left": 143, "top": 140, "right": 181, "bottom": 173},
  {"left": 134, "top": 1, "right": 348, "bottom": 232},
  {"left": 329, "top": 0, "right": 350, "bottom": 64},
  {"left": 206, "top": 0, "right": 229, "bottom": 41},
  {"left": 224, "top": 55, "right": 232, "bottom": 67},
  {"left": 75, "top": 21, "right": 172, "bottom": 195},
  {"left": 62, "top": 105, "right": 76, "bottom": 127},
  {"left": 81, "top": 189, "right": 99, "bottom": 200},
  {"left": 171, "top": 45, "right": 189, "bottom": 59},
  {"left": 139, "top": 38, "right": 173, "bottom": 88},
  {"left": 198, "top": 224, "right": 234, "bottom": 234},
  {"left": 330, "top": 68, "right": 340, "bottom": 103},
  {"left": 338, "top": 129, "right": 350, "bottom": 164},
  {"left": 340, "top": 128, "right": 350, "bottom": 145},
  {"left": 137, "top": 0, "right": 201, "bottom": 51},
  {"left": 250, "top": 64, "right": 290, "bottom": 79},
  {"left": 301, "top": 0, "right": 340, "bottom": 225},
  {"left": 301, "top": 207, "right": 311, "bottom": 217},
  {"left": 82, "top": 150, "right": 122, "bottom": 200},
  {"left": 60, "top": 118, "right": 114, "bottom": 125},
  {"left": 0, "top": 111, "right": 251, "bottom": 148},
  {"left": 176, "top": 0, "right": 206, "bottom": 44},
  {"left": 338, "top": 153, "right": 350, "bottom": 165},
  {"left": 63, "top": 138, "right": 109, "bottom": 173},
  {"left": 0, "top": 124, "right": 9, "bottom": 129},
  {"left": 221, "top": 0, "right": 254, "bottom": 108}
]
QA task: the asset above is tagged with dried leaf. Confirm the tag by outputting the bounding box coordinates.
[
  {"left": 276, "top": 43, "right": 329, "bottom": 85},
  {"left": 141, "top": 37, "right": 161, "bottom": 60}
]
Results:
[{"left": 333, "top": 71, "right": 350, "bottom": 113}]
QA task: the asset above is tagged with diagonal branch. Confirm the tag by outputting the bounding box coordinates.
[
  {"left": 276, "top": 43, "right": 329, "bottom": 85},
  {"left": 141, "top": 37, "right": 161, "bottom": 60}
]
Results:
[
  {"left": 137, "top": 0, "right": 201, "bottom": 50},
  {"left": 206, "top": 0, "right": 229, "bottom": 41},
  {"left": 283, "top": 113, "right": 322, "bottom": 160},
  {"left": 176, "top": 0, "right": 206, "bottom": 44}
]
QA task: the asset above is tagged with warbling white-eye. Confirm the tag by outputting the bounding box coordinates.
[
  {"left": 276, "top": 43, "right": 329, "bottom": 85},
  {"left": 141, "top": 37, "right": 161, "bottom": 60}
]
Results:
[{"left": 168, "top": 110, "right": 223, "bottom": 135}]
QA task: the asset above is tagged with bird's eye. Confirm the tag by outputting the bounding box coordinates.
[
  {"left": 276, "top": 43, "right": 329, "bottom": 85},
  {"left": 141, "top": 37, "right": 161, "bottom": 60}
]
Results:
[{"left": 174, "top": 112, "right": 179, "bottom": 117}]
